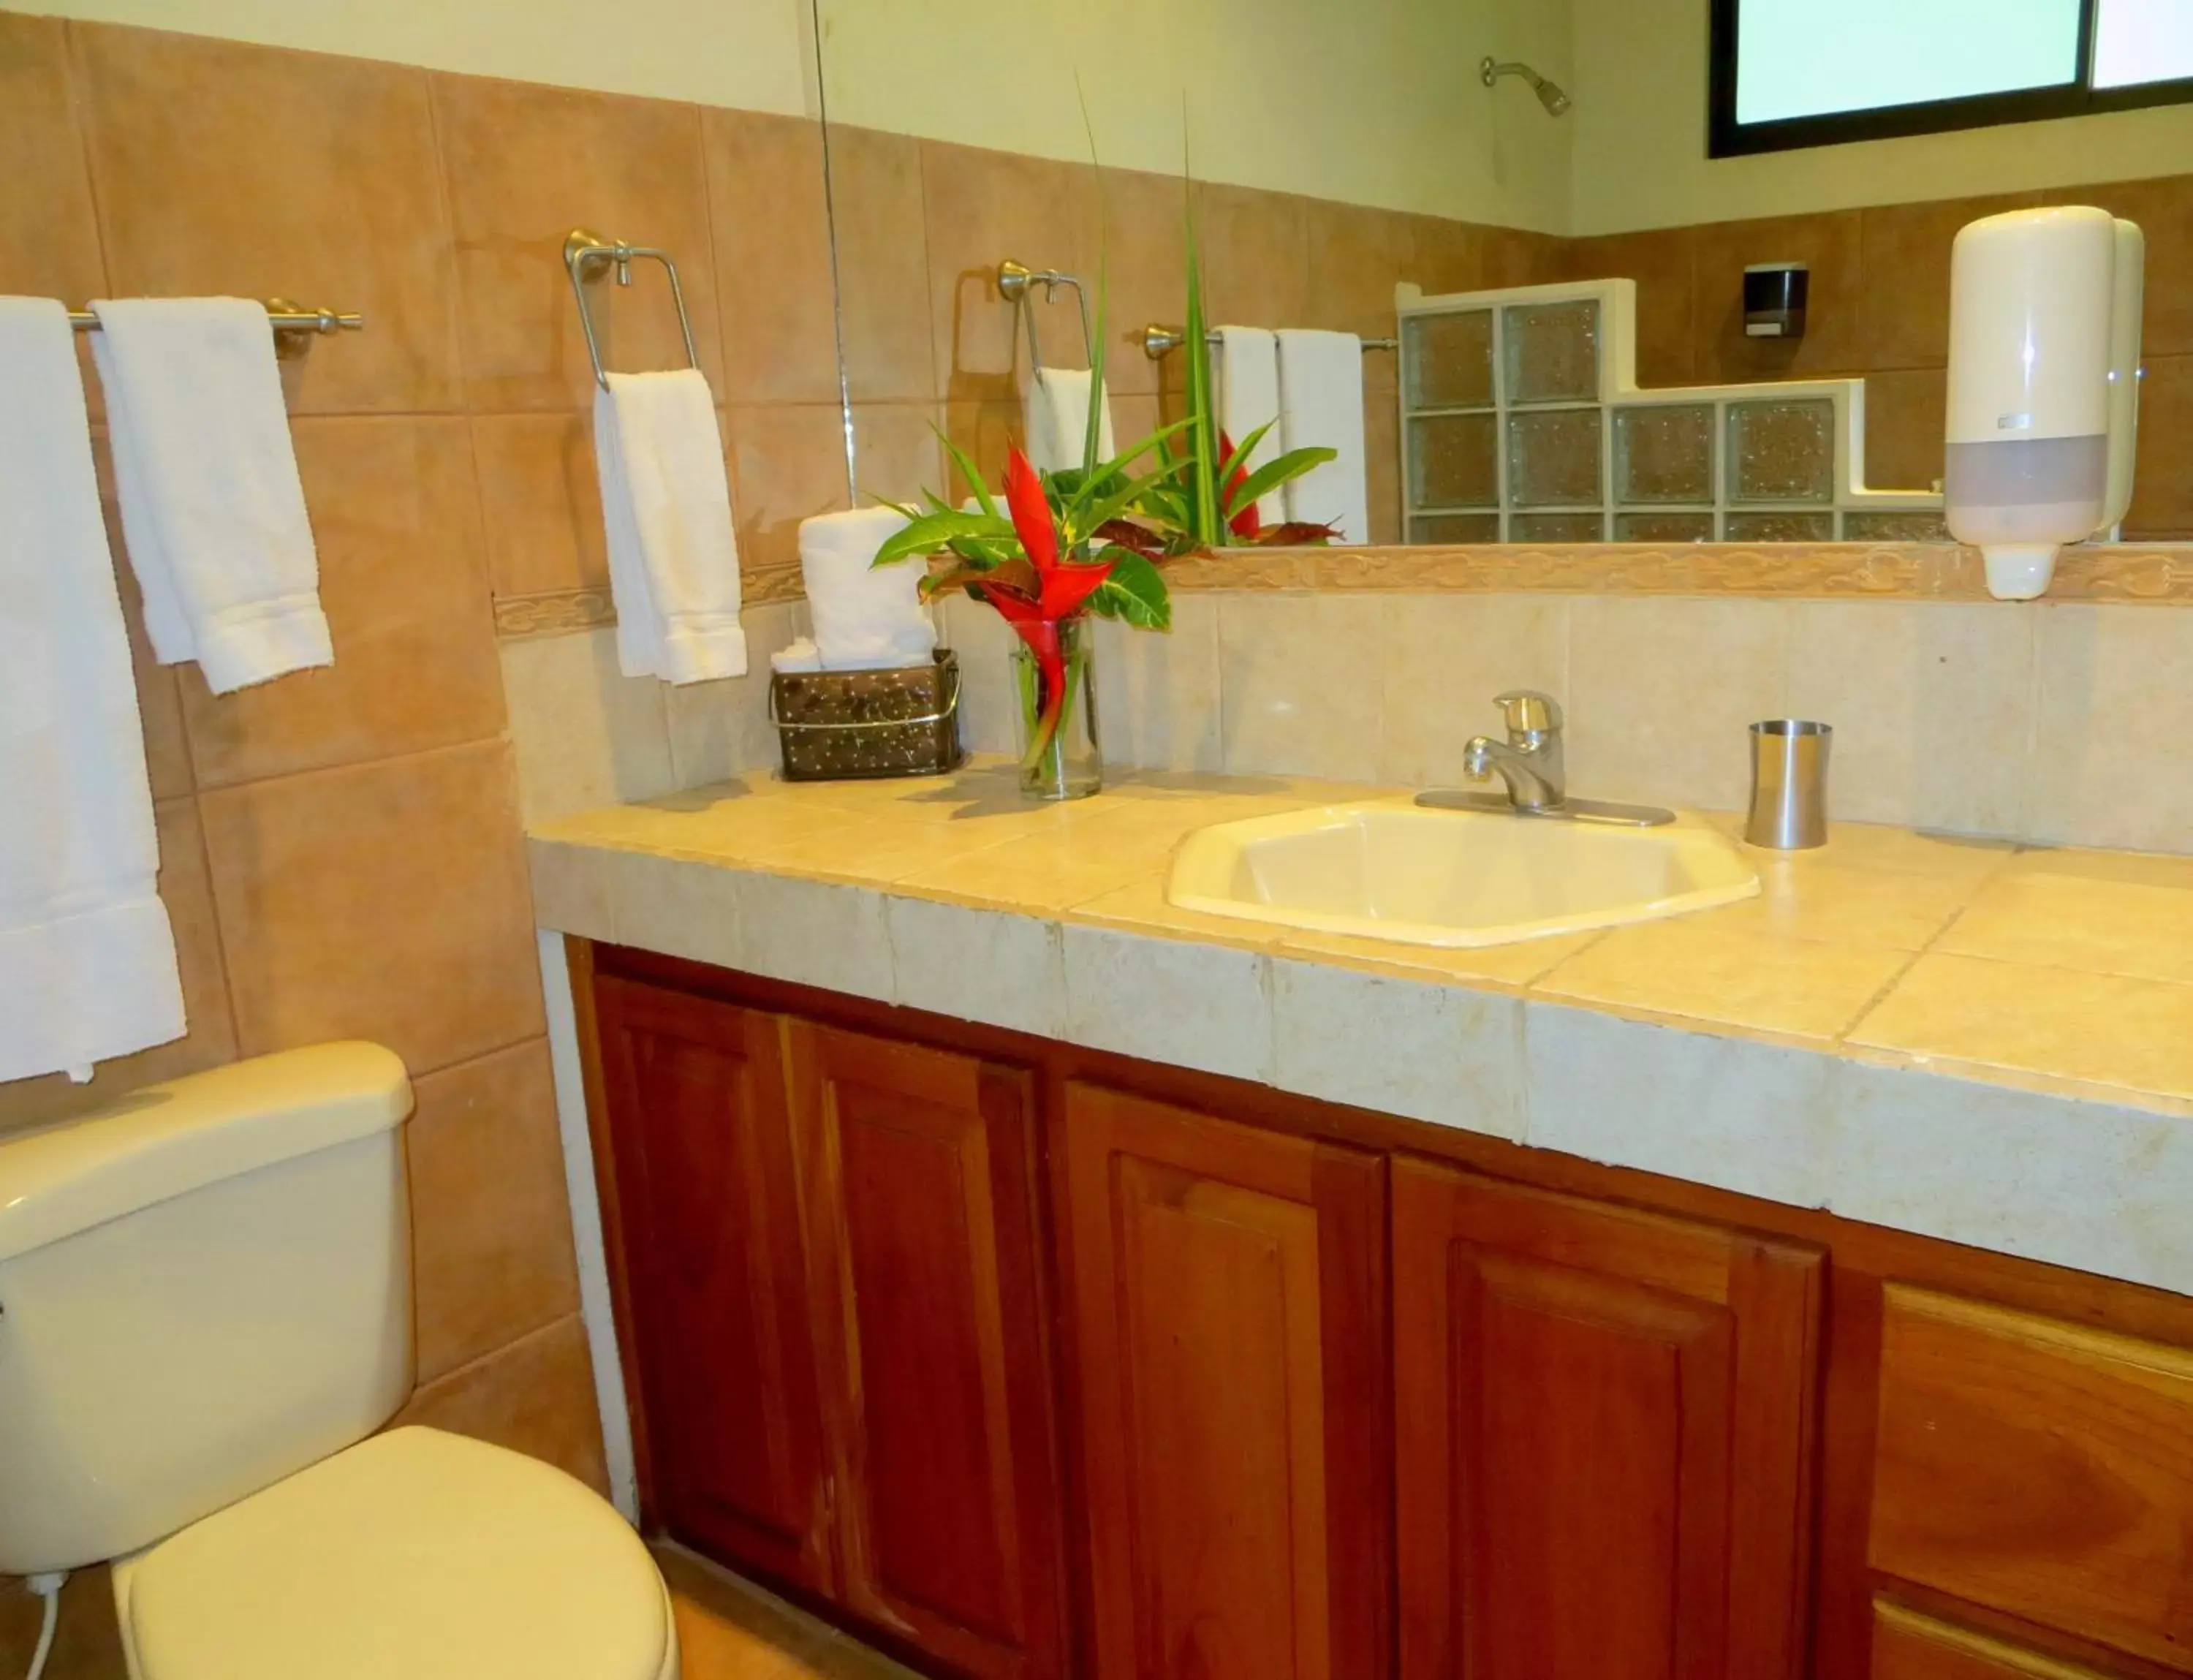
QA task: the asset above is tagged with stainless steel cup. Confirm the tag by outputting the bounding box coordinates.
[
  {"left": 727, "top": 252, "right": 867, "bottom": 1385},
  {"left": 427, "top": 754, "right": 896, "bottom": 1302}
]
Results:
[{"left": 1745, "top": 720, "right": 1831, "bottom": 849}]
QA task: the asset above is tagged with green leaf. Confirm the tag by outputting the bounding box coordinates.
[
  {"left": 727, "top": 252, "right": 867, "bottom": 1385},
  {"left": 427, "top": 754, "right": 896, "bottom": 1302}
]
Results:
[
  {"left": 1088, "top": 548, "right": 1171, "bottom": 631},
  {"left": 1061, "top": 417, "right": 1193, "bottom": 529},
  {"left": 933, "top": 423, "right": 1001, "bottom": 518},
  {"left": 1065, "top": 461, "right": 1185, "bottom": 548},
  {"left": 1079, "top": 78, "right": 1108, "bottom": 481},
  {"left": 1224, "top": 445, "right": 1338, "bottom": 519},
  {"left": 1218, "top": 418, "right": 1278, "bottom": 485},
  {"left": 873, "top": 507, "right": 1017, "bottom": 568},
  {"left": 1183, "top": 175, "right": 1222, "bottom": 546}
]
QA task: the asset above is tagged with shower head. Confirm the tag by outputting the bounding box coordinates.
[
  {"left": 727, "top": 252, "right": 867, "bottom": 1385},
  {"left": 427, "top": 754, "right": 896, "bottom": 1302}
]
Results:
[{"left": 1481, "top": 56, "right": 1572, "bottom": 116}]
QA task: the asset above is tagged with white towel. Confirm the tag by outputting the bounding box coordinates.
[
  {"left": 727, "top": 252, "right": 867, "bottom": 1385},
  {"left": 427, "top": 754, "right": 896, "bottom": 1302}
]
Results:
[
  {"left": 1214, "top": 325, "right": 1284, "bottom": 526},
  {"left": 1023, "top": 368, "right": 1116, "bottom": 474},
  {"left": 800, "top": 506, "right": 938, "bottom": 671},
  {"left": 0, "top": 298, "right": 185, "bottom": 1083},
  {"left": 594, "top": 370, "right": 747, "bottom": 684},
  {"left": 770, "top": 637, "right": 826, "bottom": 674},
  {"left": 1276, "top": 328, "right": 1370, "bottom": 544},
  {"left": 88, "top": 298, "right": 330, "bottom": 695}
]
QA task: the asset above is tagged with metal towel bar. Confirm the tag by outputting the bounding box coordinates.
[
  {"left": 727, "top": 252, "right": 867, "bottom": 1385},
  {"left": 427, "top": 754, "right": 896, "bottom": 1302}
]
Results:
[
  {"left": 1142, "top": 322, "right": 1398, "bottom": 359},
  {"left": 68, "top": 298, "right": 362, "bottom": 338}
]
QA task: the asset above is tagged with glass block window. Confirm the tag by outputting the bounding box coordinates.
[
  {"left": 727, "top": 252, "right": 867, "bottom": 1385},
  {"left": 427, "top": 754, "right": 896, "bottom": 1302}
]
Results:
[
  {"left": 1504, "top": 300, "right": 1600, "bottom": 405},
  {"left": 1727, "top": 399, "right": 1836, "bottom": 503}
]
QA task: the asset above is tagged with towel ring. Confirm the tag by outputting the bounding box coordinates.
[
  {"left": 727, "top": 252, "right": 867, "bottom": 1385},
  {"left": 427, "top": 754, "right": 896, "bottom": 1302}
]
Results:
[
  {"left": 564, "top": 228, "right": 703, "bottom": 391},
  {"left": 998, "top": 259, "right": 1095, "bottom": 370}
]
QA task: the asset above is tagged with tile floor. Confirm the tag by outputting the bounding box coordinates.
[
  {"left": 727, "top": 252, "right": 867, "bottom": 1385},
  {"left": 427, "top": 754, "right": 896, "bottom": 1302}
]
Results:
[{"left": 660, "top": 1545, "right": 919, "bottom": 1680}]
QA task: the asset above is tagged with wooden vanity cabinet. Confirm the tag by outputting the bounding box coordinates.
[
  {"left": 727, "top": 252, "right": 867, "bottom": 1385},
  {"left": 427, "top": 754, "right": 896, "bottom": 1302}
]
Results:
[
  {"left": 1053, "top": 1083, "right": 1393, "bottom": 1680},
  {"left": 1392, "top": 1156, "right": 1824, "bottom": 1680}
]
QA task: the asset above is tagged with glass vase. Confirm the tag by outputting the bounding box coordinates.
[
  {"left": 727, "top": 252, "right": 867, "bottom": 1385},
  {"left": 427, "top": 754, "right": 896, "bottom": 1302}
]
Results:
[{"left": 1010, "top": 616, "right": 1102, "bottom": 801}]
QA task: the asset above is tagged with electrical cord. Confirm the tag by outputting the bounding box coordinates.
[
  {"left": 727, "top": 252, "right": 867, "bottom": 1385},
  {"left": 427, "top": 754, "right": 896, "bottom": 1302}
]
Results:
[{"left": 22, "top": 1573, "right": 66, "bottom": 1680}]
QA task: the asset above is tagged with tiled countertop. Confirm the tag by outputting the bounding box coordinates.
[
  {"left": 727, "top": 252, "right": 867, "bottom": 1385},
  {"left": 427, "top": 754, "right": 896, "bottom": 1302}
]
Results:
[{"left": 529, "top": 760, "right": 2193, "bottom": 1298}]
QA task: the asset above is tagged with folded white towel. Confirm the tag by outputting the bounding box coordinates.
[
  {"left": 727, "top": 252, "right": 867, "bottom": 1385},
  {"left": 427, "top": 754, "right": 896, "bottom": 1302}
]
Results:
[
  {"left": 87, "top": 298, "right": 330, "bottom": 695},
  {"left": 1276, "top": 328, "right": 1369, "bottom": 544},
  {"left": 799, "top": 506, "right": 937, "bottom": 671},
  {"left": 1215, "top": 325, "right": 1284, "bottom": 526},
  {"left": 594, "top": 369, "right": 747, "bottom": 684},
  {"left": 0, "top": 298, "right": 185, "bottom": 1083},
  {"left": 1023, "top": 368, "right": 1116, "bottom": 474},
  {"left": 770, "top": 637, "right": 825, "bottom": 673}
]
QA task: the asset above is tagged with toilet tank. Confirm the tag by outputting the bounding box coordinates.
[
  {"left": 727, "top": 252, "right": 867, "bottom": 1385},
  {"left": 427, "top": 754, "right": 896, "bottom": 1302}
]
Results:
[{"left": 0, "top": 1044, "right": 415, "bottom": 1575}]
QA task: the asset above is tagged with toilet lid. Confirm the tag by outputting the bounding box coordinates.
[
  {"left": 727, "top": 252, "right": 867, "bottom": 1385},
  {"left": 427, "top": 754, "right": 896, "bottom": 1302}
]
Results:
[{"left": 124, "top": 1427, "right": 670, "bottom": 1680}]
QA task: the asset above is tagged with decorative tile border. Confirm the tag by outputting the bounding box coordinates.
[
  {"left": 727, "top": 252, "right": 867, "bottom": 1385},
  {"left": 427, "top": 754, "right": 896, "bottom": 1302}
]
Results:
[{"left": 493, "top": 562, "right": 806, "bottom": 641}]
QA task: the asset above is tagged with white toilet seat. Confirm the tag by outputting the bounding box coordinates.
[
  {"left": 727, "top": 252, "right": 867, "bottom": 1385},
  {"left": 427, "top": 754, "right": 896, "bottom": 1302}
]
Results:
[{"left": 112, "top": 1426, "right": 678, "bottom": 1680}]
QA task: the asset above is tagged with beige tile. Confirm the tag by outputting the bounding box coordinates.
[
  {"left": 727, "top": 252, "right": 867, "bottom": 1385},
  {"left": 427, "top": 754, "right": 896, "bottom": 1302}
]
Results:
[
  {"left": 727, "top": 402, "right": 852, "bottom": 579},
  {"left": 829, "top": 125, "right": 936, "bottom": 404},
  {"left": 850, "top": 402, "right": 944, "bottom": 507},
  {"left": 409, "top": 1038, "right": 581, "bottom": 1382},
  {"left": 1092, "top": 167, "right": 1189, "bottom": 398},
  {"left": 1067, "top": 872, "right": 1287, "bottom": 950},
  {"left": 1860, "top": 368, "right": 1947, "bottom": 493},
  {"left": 1276, "top": 925, "right": 1597, "bottom": 991},
  {"left": 729, "top": 815, "right": 1023, "bottom": 886},
  {"left": 1532, "top": 915, "right": 1912, "bottom": 1043},
  {"left": 501, "top": 628, "right": 676, "bottom": 824},
  {"left": 1061, "top": 920, "right": 1271, "bottom": 1083},
  {"left": 1937, "top": 865, "right": 2193, "bottom": 985},
  {"left": 2027, "top": 604, "right": 2193, "bottom": 853},
  {"left": 433, "top": 72, "right": 721, "bottom": 412},
  {"left": 599, "top": 849, "right": 744, "bottom": 970},
  {"left": 1094, "top": 594, "right": 1223, "bottom": 773},
  {"left": 1218, "top": 593, "right": 1385, "bottom": 782},
  {"left": 1567, "top": 596, "right": 1787, "bottom": 812},
  {"left": 471, "top": 412, "right": 607, "bottom": 601},
  {"left": 526, "top": 838, "right": 617, "bottom": 943},
  {"left": 0, "top": 14, "right": 105, "bottom": 305},
  {"left": 1690, "top": 211, "right": 1865, "bottom": 382},
  {"left": 391, "top": 1312, "right": 608, "bottom": 1494},
  {"left": 0, "top": 798, "right": 236, "bottom": 1134},
  {"left": 180, "top": 417, "right": 504, "bottom": 787},
  {"left": 1716, "top": 856, "right": 1970, "bottom": 950},
  {"left": 704, "top": 107, "right": 839, "bottom": 408},
  {"left": 664, "top": 600, "right": 800, "bottom": 788},
  {"left": 1194, "top": 181, "right": 1308, "bottom": 332},
  {"left": 920, "top": 139, "right": 1094, "bottom": 400},
  {"left": 1482, "top": 227, "right": 1568, "bottom": 289},
  {"left": 76, "top": 23, "right": 459, "bottom": 415},
  {"left": 941, "top": 591, "right": 1020, "bottom": 754},
  {"left": 201, "top": 740, "right": 545, "bottom": 1073},
  {"left": 895, "top": 829, "right": 1167, "bottom": 915},
  {"left": 1722, "top": 814, "right": 2018, "bottom": 882},
  {"left": 2045, "top": 175, "right": 2193, "bottom": 359},
  {"left": 1400, "top": 214, "right": 1487, "bottom": 295},
  {"left": 1849, "top": 952, "right": 2193, "bottom": 1105},
  {"left": 2122, "top": 354, "right": 2193, "bottom": 540},
  {"left": 1857, "top": 192, "right": 2039, "bottom": 371},
  {"left": 1303, "top": 200, "right": 1412, "bottom": 355},
  {"left": 1379, "top": 594, "right": 1567, "bottom": 787},
  {"left": 733, "top": 873, "right": 894, "bottom": 1000},
  {"left": 885, "top": 898, "right": 1064, "bottom": 1037},
  {"left": 1784, "top": 600, "right": 2030, "bottom": 835},
  {"left": 1561, "top": 229, "right": 1696, "bottom": 387},
  {"left": 1270, "top": 956, "right": 1523, "bottom": 1138},
  {"left": 1526, "top": 1002, "right": 1833, "bottom": 1207},
  {"left": 939, "top": 397, "right": 1021, "bottom": 508}
]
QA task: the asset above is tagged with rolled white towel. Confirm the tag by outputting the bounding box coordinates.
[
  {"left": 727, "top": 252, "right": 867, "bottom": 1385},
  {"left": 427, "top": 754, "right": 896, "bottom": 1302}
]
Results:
[
  {"left": 1023, "top": 368, "right": 1116, "bottom": 474},
  {"left": 770, "top": 637, "right": 825, "bottom": 673},
  {"left": 800, "top": 506, "right": 937, "bottom": 670}
]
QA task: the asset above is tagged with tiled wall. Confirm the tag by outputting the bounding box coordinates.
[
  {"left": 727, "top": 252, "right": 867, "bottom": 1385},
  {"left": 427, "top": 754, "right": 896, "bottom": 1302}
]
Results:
[
  {"left": 936, "top": 589, "right": 2193, "bottom": 856},
  {"left": 1560, "top": 182, "right": 2193, "bottom": 538}
]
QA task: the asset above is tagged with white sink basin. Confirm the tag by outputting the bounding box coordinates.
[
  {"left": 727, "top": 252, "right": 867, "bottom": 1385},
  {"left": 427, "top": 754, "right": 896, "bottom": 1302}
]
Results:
[{"left": 1167, "top": 800, "right": 1760, "bottom": 947}]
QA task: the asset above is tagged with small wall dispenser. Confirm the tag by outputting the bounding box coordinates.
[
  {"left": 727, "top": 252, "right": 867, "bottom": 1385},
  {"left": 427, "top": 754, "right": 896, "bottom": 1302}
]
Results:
[
  {"left": 1743, "top": 262, "right": 1808, "bottom": 339},
  {"left": 1945, "top": 205, "right": 2140, "bottom": 600}
]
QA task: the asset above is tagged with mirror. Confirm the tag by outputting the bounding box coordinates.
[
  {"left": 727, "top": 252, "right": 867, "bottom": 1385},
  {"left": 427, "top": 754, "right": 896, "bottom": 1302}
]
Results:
[{"left": 808, "top": 0, "right": 2192, "bottom": 548}]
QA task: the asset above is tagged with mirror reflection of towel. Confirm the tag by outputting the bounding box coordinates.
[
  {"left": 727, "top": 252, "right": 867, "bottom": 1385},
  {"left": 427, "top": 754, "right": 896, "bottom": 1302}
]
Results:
[
  {"left": 1023, "top": 368, "right": 1115, "bottom": 474},
  {"left": 1276, "top": 328, "right": 1369, "bottom": 544}
]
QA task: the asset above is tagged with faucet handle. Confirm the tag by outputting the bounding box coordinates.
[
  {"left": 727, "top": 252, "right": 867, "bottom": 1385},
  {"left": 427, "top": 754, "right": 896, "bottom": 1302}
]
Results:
[{"left": 1492, "top": 689, "right": 1563, "bottom": 737}]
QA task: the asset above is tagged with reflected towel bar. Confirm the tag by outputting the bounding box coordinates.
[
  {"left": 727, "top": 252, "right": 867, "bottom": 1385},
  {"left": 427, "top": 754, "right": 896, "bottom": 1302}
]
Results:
[
  {"left": 68, "top": 300, "right": 363, "bottom": 337},
  {"left": 1142, "top": 322, "right": 1398, "bottom": 359},
  {"left": 998, "top": 258, "right": 1096, "bottom": 368},
  {"left": 564, "top": 227, "right": 703, "bottom": 391}
]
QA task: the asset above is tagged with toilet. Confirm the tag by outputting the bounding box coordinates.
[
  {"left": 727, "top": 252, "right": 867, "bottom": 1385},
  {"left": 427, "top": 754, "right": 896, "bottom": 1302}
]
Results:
[{"left": 0, "top": 1043, "right": 678, "bottom": 1680}]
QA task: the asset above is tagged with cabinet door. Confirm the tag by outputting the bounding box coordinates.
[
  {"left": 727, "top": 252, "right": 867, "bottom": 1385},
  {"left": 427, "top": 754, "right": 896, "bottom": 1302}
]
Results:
[
  {"left": 788, "top": 1023, "right": 1068, "bottom": 1680},
  {"left": 591, "top": 977, "right": 832, "bottom": 1593},
  {"left": 1058, "top": 1083, "right": 1391, "bottom": 1680},
  {"left": 1393, "top": 1156, "right": 1822, "bottom": 1680},
  {"left": 1872, "top": 1602, "right": 2145, "bottom": 1680}
]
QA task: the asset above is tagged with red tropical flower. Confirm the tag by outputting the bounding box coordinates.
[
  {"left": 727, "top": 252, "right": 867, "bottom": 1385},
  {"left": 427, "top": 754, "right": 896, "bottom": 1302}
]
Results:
[
  {"left": 1219, "top": 429, "right": 1261, "bottom": 539},
  {"left": 994, "top": 445, "right": 1113, "bottom": 758}
]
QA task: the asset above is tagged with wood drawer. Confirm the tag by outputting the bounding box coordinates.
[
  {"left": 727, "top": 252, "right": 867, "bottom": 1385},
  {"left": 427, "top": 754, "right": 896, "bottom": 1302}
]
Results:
[
  {"left": 1873, "top": 1601, "right": 2151, "bottom": 1680},
  {"left": 1870, "top": 1285, "right": 2193, "bottom": 1672}
]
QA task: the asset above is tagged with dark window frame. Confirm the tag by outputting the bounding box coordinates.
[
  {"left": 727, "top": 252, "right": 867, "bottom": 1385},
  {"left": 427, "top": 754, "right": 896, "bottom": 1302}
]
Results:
[{"left": 1708, "top": 0, "right": 2193, "bottom": 158}]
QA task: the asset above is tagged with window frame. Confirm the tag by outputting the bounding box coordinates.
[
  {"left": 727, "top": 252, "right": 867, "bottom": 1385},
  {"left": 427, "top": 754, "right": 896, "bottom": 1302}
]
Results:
[{"left": 1708, "top": 0, "right": 2193, "bottom": 158}]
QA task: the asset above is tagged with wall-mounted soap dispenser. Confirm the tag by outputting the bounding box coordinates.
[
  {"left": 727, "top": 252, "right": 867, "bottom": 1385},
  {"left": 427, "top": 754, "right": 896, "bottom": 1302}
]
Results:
[
  {"left": 1944, "top": 206, "right": 2124, "bottom": 600},
  {"left": 1743, "top": 262, "right": 1808, "bottom": 339}
]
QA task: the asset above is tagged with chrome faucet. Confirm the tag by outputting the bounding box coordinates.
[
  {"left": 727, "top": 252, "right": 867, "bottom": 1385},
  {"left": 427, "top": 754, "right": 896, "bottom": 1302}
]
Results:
[{"left": 1463, "top": 690, "right": 1566, "bottom": 812}]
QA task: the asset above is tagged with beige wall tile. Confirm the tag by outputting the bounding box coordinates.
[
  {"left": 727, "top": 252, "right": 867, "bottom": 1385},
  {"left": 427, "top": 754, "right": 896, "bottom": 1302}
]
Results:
[
  {"left": 828, "top": 125, "right": 936, "bottom": 404},
  {"left": 1062, "top": 922, "right": 1271, "bottom": 1083},
  {"left": 1218, "top": 593, "right": 1384, "bottom": 781},
  {"left": 703, "top": 107, "right": 840, "bottom": 407},
  {"left": 1094, "top": 594, "right": 1223, "bottom": 773},
  {"left": 1567, "top": 596, "right": 1787, "bottom": 811},
  {"left": 1534, "top": 915, "right": 1912, "bottom": 1044},
  {"left": 1689, "top": 211, "right": 1865, "bottom": 382},
  {"left": 75, "top": 22, "right": 459, "bottom": 415},
  {"left": 920, "top": 139, "right": 1094, "bottom": 400},
  {"left": 500, "top": 627, "right": 675, "bottom": 824},
  {"left": 471, "top": 412, "right": 607, "bottom": 600},
  {"left": 942, "top": 591, "right": 1020, "bottom": 754},
  {"left": 1860, "top": 368, "right": 1947, "bottom": 493},
  {"left": 1526, "top": 1002, "right": 1833, "bottom": 1207},
  {"left": 1194, "top": 181, "right": 1309, "bottom": 333},
  {"left": 1785, "top": 601, "right": 2030, "bottom": 835},
  {"left": 2124, "top": 353, "right": 2193, "bottom": 540},
  {"left": 734, "top": 873, "right": 894, "bottom": 1000},
  {"left": 941, "top": 396, "right": 1021, "bottom": 503},
  {"left": 180, "top": 417, "right": 504, "bottom": 787},
  {"left": 850, "top": 402, "right": 944, "bottom": 506},
  {"left": 107, "top": 529, "right": 193, "bottom": 800},
  {"left": 392, "top": 1312, "right": 609, "bottom": 1494},
  {"left": 0, "top": 799, "right": 236, "bottom": 1134},
  {"left": 1939, "top": 862, "right": 2193, "bottom": 985},
  {"left": 2028, "top": 604, "right": 2193, "bottom": 852},
  {"left": 599, "top": 849, "right": 744, "bottom": 969},
  {"left": 1380, "top": 594, "right": 1567, "bottom": 786},
  {"left": 1849, "top": 952, "right": 2193, "bottom": 1104},
  {"left": 727, "top": 401, "right": 852, "bottom": 578},
  {"left": 885, "top": 899, "right": 1064, "bottom": 1038},
  {"left": 526, "top": 838, "right": 618, "bottom": 943},
  {"left": 1563, "top": 228, "right": 1696, "bottom": 387},
  {"left": 1365, "top": 393, "right": 1401, "bottom": 544},
  {"left": 1303, "top": 200, "right": 1412, "bottom": 362},
  {"left": 201, "top": 739, "right": 545, "bottom": 1073},
  {"left": 433, "top": 72, "right": 721, "bottom": 412},
  {"left": 2044, "top": 175, "right": 2193, "bottom": 358},
  {"left": 1481, "top": 227, "right": 1569, "bottom": 289},
  {"left": 1401, "top": 215, "right": 1488, "bottom": 295},
  {"left": 1093, "top": 167, "right": 1189, "bottom": 398},
  {"left": 663, "top": 600, "right": 801, "bottom": 787},
  {"left": 1271, "top": 956, "right": 1523, "bottom": 1138},
  {"left": 0, "top": 14, "right": 105, "bottom": 305},
  {"left": 1856, "top": 192, "right": 2039, "bottom": 371},
  {"left": 409, "top": 1037, "right": 581, "bottom": 1383}
]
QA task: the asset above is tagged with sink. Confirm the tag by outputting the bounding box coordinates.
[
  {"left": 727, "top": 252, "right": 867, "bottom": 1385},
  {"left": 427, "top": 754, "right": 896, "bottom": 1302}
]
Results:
[{"left": 1167, "top": 800, "right": 1760, "bottom": 947}]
